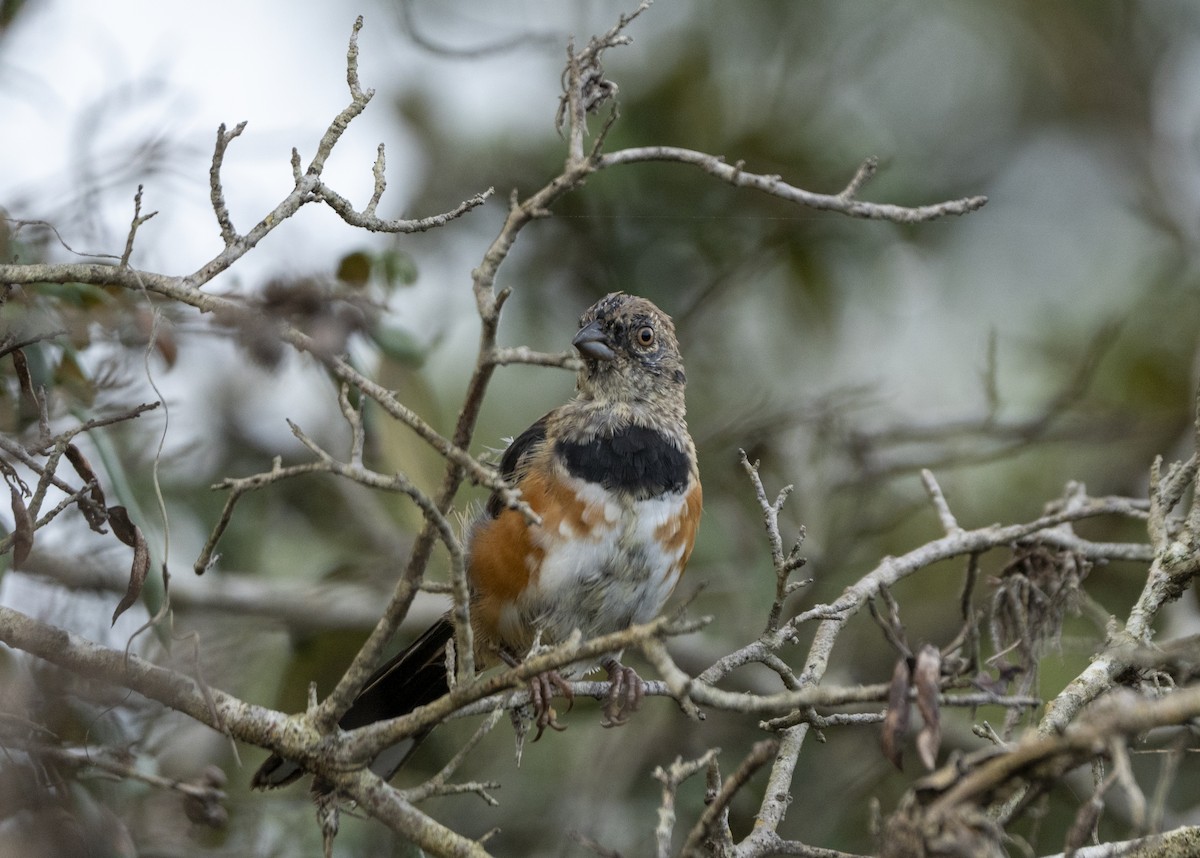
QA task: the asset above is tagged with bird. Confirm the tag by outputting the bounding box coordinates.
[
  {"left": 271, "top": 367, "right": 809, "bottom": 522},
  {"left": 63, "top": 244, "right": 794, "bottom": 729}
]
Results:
[{"left": 251, "top": 292, "right": 701, "bottom": 789}]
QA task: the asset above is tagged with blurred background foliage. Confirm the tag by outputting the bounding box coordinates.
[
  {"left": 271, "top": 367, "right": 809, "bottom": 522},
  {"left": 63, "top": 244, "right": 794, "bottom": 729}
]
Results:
[{"left": 3, "top": 1, "right": 1200, "bottom": 856}]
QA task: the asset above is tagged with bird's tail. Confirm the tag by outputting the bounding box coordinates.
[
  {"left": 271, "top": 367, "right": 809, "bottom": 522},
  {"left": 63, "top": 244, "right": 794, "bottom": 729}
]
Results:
[{"left": 250, "top": 616, "right": 454, "bottom": 789}]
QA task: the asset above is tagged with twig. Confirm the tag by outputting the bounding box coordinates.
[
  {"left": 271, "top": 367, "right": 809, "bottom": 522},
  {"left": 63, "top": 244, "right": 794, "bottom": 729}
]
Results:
[
  {"left": 1038, "top": 826, "right": 1200, "bottom": 858},
  {"left": 283, "top": 420, "right": 470, "bottom": 729},
  {"left": 599, "top": 146, "right": 987, "bottom": 223},
  {"left": 365, "top": 143, "right": 387, "bottom": 218},
  {"left": 652, "top": 748, "right": 720, "bottom": 858},
  {"left": 699, "top": 492, "right": 1152, "bottom": 694},
  {"left": 488, "top": 346, "right": 580, "bottom": 369},
  {"left": 19, "top": 550, "right": 447, "bottom": 631},
  {"left": 839, "top": 156, "right": 879, "bottom": 200},
  {"left": 398, "top": 707, "right": 505, "bottom": 805},
  {"left": 680, "top": 740, "right": 779, "bottom": 857},
  {"left": 1, "top": 739, "right": 226, "bottom": 821},
  {"left": 209, "top": 121, "right": 248, "bottom": 246},
  {"left": 194, "top": 459, "right": 328, "bottom": 575},
  {"left": 0, "top": 603, "right": 287, "bottom": 747},
  {"left": 740, "top": 451, "right": 806, "bottom": 633},
  {"left": 0, "top": 216, "right": 120, "bottom": 261},
  {"left": 118, "top": 185, "right": 157, "bottom": 267},
  {"left": 1039, "top": 463, "right": 1200, "bottom": 738},
  {"left": 925, "top": 687, "right": 1200, "bottom": 825},
  {"left": 921, "top": 468, "right": 961, "bottom": 534}
]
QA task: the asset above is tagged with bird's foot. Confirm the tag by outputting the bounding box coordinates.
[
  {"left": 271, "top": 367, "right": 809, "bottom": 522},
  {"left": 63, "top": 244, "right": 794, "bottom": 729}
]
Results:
[
  {"left": 529, "top": 669, "right": 574, "bottom": 741},
  {"left": 600, "top": 658, "right": 645, "bottom": 727}
]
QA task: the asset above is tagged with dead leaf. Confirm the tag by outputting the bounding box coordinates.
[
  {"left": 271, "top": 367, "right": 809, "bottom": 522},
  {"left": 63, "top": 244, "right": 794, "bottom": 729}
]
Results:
[
  {"left": 107, "top": 505, "right": 138, "bottom": 546},
  {"left": 108, "top": 507, "right": 149, "bottom": 625},
  {"left": 154, "top": 328, "right": 178, "bottom": 368},
  {"left": 64, "top": 444, "right": 107, "bottom": 529},
  {"left": 9, "top": 485, "right": 33, "bottom": 567},
  {"left": 12, "top": 347, "right": 38, "bottom": 409},
  {"left": 914, "top": 644, "right": 942, "bottom": 771},
  {"left": 881, "top": 656, "right": 911, "bottom": 770}
]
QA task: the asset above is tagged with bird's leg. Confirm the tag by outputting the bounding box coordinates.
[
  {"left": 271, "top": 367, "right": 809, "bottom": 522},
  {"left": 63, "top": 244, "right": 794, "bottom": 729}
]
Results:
[
  {"left": 500, "top": 651, "right": 574, "bottom": 740},
  {"left": 600, "top": 657, "right": 645, "bottom": 727}
]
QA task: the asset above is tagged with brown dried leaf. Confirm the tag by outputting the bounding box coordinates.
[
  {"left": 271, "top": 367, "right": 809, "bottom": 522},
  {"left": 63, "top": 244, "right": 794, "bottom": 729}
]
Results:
[
  {"left": 881, "top": 657, "right": 911, "bottom": 770},
  {"left": 107, "top": 505, "right": 138, "bottom": 547},
  {"left": 111, "top": 523, "right": 150, "bottom": 626},
  {"left": 12, "top": 348, "right": 34, "bottom": 398},
  {"left": 155, "top": 331, "right": 178, "bottom": 368},
  {"left": 9, "top": 485, "right": 34, "bottom": 567},
  {"left": 133, "top": 309, "right": 179, "bottom": 369},
  {"left": 64, "top": 443, "right": 108, "bottom": 528},
  {"left": 12, "top": 347, "right": 37, "bottom": 405},
  {"left": 914, "top": 644, "right": 942, "bottom": 771}
]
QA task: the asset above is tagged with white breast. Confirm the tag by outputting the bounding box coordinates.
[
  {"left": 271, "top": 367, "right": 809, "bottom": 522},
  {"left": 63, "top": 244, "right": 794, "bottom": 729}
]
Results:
[{"left": 510, "top": 477, "right": 689, "bottom": 649}]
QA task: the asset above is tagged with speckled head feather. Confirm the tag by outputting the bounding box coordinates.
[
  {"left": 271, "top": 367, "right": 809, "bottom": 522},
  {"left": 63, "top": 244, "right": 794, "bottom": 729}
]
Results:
[{"left": 571, "top": 292, "right": 686, "bottom": 409}]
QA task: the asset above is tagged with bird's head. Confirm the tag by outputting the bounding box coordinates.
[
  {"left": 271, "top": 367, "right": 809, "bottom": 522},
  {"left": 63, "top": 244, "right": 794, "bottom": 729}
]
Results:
[{"left": 571, "top": 292, "right": 686, "bottom": 409}]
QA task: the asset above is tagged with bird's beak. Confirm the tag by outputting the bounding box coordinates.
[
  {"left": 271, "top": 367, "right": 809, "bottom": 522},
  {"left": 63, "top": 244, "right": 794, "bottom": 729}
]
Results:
[{"left": 572, "top": 321, "right": 616, "bottom": 361}]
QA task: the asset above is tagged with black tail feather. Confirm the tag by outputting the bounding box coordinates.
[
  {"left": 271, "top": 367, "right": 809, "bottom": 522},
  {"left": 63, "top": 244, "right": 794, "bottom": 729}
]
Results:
[{"left": 250, "top": 617, "right": 454, "bottom": 789}]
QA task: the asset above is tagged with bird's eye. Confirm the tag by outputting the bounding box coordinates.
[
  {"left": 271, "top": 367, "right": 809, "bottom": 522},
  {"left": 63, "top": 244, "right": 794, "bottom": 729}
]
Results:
[{"left": 636, "top": 326, "right": 655, "bottom": 347}]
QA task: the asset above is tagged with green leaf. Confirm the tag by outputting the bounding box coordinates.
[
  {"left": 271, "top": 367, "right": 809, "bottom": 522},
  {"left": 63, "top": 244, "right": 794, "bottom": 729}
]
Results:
[
  {"left": 336, "top": 250, "right": 372, "bottom": 287},
  {"left": 378, "top": 248, "right": 418, "bottom": 288}
]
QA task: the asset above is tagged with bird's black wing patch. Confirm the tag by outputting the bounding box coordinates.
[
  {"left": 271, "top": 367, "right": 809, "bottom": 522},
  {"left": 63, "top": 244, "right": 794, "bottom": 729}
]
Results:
[
  {"left": 485, "top": 415, "right": 549, "bottom": 518},
  {"left": 559, "top": 425, "right": 689, "bottom": 497}
]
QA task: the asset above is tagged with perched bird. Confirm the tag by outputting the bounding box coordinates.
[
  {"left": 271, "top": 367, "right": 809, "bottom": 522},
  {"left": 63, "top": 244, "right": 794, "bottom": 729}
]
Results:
[{"left": 252, "top": 292, "right": 701, "bottom": 789}]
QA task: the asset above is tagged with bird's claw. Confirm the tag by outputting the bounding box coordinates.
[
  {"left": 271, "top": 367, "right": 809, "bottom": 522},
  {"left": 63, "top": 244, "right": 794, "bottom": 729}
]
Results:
[
  {"left": 529, "top": 670, "right": 574, "bottom": 741},
  {"left": 601, "top": 660, "right": 644, "bottom": 727}
]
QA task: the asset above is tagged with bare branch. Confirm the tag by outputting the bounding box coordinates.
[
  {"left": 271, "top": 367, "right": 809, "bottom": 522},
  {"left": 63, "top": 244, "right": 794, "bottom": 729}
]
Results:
[
  {"left": 281, "top": 419, "right": 471, "bottom": 727},
  {"left": 740, "top": 451, "right": 807, "bottom": 634},
  {"left": 0, "top": 604, "right": 284, "bottom": 746},
  {"left": 194, "top": 458, "right": 327, "bottom": 575},
  {"left": 0, "top": 738, "right": 228, "bottom": 827},
  {"left": 398, "top": 707, "right": 505, "bottom": 805},
  {"left": 365, "top": 143, "right": 387, "bottom": 218},
  {"left": 899, "top": 687, "right": 1200, "bottom": 845},
  {"left": 651, "top": 748, "right": 720, "bottom": 858},
  {"left": 20, "top": 549, "right": 446, "bottom": 631},
  {"left": 208, "top": 121, "right": 248, "bottom": 246},
  {"left": 119, "top": 184, "right": 157, "bottom": 267},
  {"left": 1038, "top": 827, "right": 1200, "bottom": 858},
  {"left": 314, "top": 181, "right": 493, "bottom": 234},
  {"left": 921, "top": 468, "right": 961, "bottom": 535},
  {"left": 839, "top": 156, "right": 879, "bottom": 199},
  {"left": 488, "top": 346, "right": 580, "bottom": 369},
  {"left": 599, "top": 146, "right": 988, "bottom": 223},
  {"left": 679, "top": 740, "right": 778, "bottom": 857}
]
